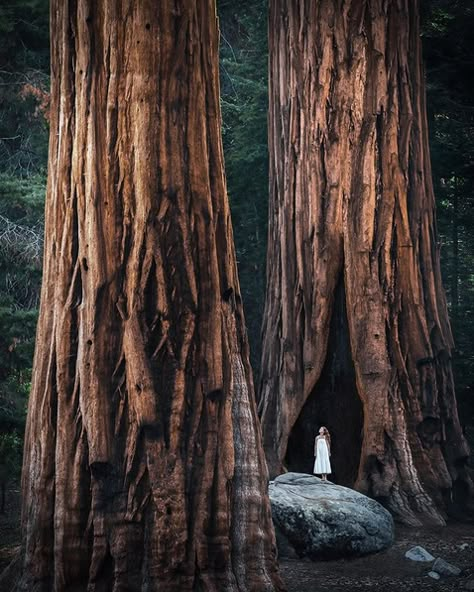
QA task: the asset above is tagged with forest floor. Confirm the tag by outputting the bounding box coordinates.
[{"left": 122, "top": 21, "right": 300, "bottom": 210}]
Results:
[
  {"left": 1, "top": 482, "right": 473, "bottom": 592},
  {"left": 280, "top": 520, "right": 474, "bottom": 592}
]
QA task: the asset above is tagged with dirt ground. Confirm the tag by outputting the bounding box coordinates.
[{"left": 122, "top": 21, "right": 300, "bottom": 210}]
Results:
[
  {"left": 281, "top": 521, "right": 474, "bottom": 592},
  {"left": 1, "top": 483, "right": 473, "bottom": 592}
]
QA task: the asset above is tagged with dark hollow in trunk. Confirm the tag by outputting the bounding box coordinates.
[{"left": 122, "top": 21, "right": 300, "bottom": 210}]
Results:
[{"left": 286, "top": 273, "right": 363, "bottom": 487}]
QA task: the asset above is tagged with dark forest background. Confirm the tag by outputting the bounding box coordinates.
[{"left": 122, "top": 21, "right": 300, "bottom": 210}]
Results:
[{"left": 0, "top": 0, "right": 473, "bottom": 486}]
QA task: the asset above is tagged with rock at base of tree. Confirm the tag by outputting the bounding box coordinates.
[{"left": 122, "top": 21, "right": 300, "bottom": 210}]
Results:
[
  {"left": 428, "top": 571, "right": 441, "bottom": 580},
  {"left": 269, "top": 472, "right": 394, "bottom": 560},
  {"left": 432, "top": 557, "right": 462, "bottom": 576},
  {"left": 405, "top": 546, "right": 436, "bottom": 562}
]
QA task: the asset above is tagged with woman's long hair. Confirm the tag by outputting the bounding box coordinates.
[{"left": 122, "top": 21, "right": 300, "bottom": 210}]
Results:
[{"left": 320, "top": 426, "right": 331, "bottom": 447}]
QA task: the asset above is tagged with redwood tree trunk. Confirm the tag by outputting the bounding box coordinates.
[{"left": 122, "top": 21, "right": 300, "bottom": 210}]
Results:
[
  {"left": 16, "top": 2, "right": 283, "bottom": 591},
  {"left": 259, "top": 0, "right": 472, "bottom": 526}
]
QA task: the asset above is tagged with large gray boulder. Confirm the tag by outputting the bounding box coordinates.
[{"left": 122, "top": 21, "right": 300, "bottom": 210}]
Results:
[{"left": 269, "top": 472, "right": 394, "bottom": 560}]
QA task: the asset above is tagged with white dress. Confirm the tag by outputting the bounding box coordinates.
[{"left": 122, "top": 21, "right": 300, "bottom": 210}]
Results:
[{"left": 313, "top": 436, "right": 331, "bottom": 475}]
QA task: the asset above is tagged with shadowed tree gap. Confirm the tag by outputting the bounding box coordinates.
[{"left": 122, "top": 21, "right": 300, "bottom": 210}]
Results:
[{"left": 285, "top": 271, "right": 364, "bottom": 487}]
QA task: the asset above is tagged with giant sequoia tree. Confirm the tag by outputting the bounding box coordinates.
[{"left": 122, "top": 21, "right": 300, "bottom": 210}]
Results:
[
  {"left": 259, "top": 0, "right": 472, "bottom": 526},
  {"left": 15, "top": 1, "right": 283, "bottom": 590}
]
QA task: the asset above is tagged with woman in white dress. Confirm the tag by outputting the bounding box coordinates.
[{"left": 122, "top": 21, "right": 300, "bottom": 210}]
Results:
[{"left": 313, "top": 426, "right": 331, "bottom": 480}]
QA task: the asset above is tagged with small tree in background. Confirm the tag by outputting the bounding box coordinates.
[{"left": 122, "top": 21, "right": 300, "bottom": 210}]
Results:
[{"left": 423, "top": 0, "right": 474, "bottom": 445}]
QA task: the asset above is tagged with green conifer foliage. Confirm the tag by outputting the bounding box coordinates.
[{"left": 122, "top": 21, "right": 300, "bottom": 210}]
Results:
[
  {"left": 423, "top": 0, "right": 474, "bottom": 442},
  {"left": 0, "top": 1, "right": 49, "bottom": 488}
]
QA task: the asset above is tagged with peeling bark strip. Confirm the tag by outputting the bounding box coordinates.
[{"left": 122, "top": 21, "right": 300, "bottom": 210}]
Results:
[
  {"left": 260, "top": 0, "right": 472, "bottom": 526},
  {"left": 18, "top": 2, "right": 284, "bottom": 590}
]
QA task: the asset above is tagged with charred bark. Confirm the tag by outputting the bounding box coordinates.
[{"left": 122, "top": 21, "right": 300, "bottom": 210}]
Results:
[
  {"left": 16, "top": 2, "right": 284, "bottom": 591},
  {"left": 260, "top": 0, "right": 472, "bottom": 526}
]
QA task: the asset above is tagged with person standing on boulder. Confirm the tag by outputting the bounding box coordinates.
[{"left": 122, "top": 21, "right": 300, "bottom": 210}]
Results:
[{"left": 314, "top": 426, "right": 331, "bottom": 481}]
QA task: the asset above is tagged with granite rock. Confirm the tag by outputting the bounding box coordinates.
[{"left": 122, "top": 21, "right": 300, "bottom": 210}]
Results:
[
  {"left": 269, "top": 472, "right": 395, "bottom": 560},
  {"left": 405, "top": 546, "right": 435, "bottom": 562}
]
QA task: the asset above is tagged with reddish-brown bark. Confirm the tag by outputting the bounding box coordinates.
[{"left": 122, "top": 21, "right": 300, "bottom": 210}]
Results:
[
  {"left": 14, "top": 1, "right": 284, "bottom": 590},
  {"left": 259, "top": 0, "right": 472, "bottom": 526}
]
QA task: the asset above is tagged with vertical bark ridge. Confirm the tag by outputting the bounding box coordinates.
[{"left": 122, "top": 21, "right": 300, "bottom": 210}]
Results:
[
  {"left": 260, "top": 0, "right": 472, "bottom": 526},
  {"left": 18, "top": 1, "right": 284, "bottom": 590}
]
